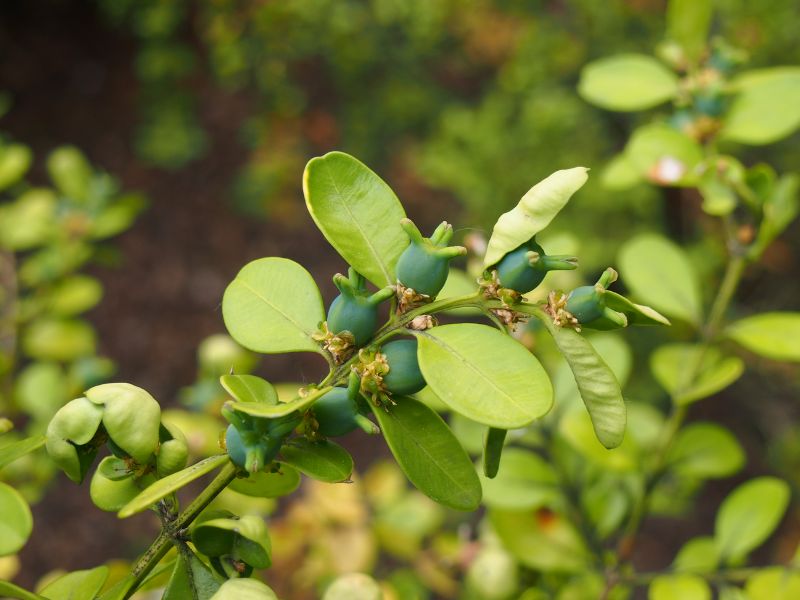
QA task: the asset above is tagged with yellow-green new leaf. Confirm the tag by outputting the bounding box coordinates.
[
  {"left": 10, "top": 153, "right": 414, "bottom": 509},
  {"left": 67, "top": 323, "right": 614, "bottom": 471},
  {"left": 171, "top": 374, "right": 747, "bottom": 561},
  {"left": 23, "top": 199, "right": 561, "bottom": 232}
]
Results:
[
  {"left": 228, "top": 386, "right": 330, "bottom": 418},
  {"left": 222, "top": 257, "right": 325, "bottom": 355},
  {"left": 417, "top": 324, "right": 553, "bottom": 429},
  {"left": 483, "top": 168, "right": 588, "bottom": 269},
  {"left": 303, "top": 151, "right": 408, "bottom": 287},
  {"left": 649, "top": 574, "right": 710, "bottom": 600},
  {"left": 0, "top": 482, "right": 33, "bottom": 556}
]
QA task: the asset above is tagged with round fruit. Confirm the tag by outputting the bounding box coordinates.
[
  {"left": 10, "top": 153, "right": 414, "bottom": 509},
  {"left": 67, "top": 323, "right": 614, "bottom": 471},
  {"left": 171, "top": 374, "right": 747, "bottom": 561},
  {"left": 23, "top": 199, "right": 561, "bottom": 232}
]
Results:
[
  {"left": 327, "top": 294, "right": 378, "bottom": 346},
  {"left": 312, "top": 387, "right": 361, "bottom": 437},
  {"left": 396, "top": 219, "right": 466, "bottom": 297},
  {"left": 565, "top": 285, "right": 604, "bottom": 323},
  {"left": 381, "top": 339, "right": 425, "bottom": 396}
]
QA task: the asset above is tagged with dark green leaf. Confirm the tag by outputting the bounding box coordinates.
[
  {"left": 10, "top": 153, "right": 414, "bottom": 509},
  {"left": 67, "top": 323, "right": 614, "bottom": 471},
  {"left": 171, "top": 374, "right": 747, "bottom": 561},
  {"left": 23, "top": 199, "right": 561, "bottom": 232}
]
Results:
[
  {"left": 482, "top": 427, "right": 507, "bottom": 479},
  {"left": 371, "top": 396, "right": 481, "bottom": 511},
  {"left": 279, "top": 438, "right": 353, "bottom": 483},
  {"left": 163, "top": 551, "right": 221, "bottom": 600}
]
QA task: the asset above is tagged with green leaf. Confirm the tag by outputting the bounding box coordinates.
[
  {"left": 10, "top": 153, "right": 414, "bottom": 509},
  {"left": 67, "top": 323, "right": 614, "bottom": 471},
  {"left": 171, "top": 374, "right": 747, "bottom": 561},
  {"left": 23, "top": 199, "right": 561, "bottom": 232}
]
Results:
[
  {"left": 667, "top": 423, "right": 745, "bottom": 479},
  {"left": 163, "top": 552, "right": 221, "bottom": 600},
  {"left": 558, "top": 409, "right": 636, "bottom": 471},
  {"left": 417, "top": 324, "right": 553, "bottom": 429},
  {"left": 0, "top": 189, "right": 55, "bottom": 250},
  {"left": 578, "top": 54, "right": 678, "bottom": 111},
  {"left": 490, "top": 508, "right": 591, "bottom": 572},
  {"left": 601, "top": 154, "right": 642, "bottom": 191},
  {"left": 483, "top": 168, "right": 589, "bottom": 268},
  {"left": 227, "top": 465, "right": 301, "bottom": 498},
  {"left": 220, "top": 374, "right": 278, "bottom": 405},
  {"left": 478, "top": 448, "right": 560, "bottom": 511},
  {"left": 47, "top": 146, "right": 93, "bottom": 202},
  {"left": 193, "top": 515, "right": 271, "bottom": 568},
  {"left": 602, "top": 291, "right": 671, "bottom": 328},
  {"left": 715, "top": 477, "right": 790, "bottom": 562},
  {"left": 228, "top": 386, "right": 330, "bottom": 419},
  {"left": 0, "top": 435, "right": 46, "bottom": 470},
  {"left": 39, "top": 566, "right": 109, "bottom": 600},
  {"left": 0, "top": 143, "right": 33, "bottom": 191},
  {"left": 118, "top": 455, "right": 230, "bottom": 518},
  {"left": 673, "top": 537, "right": 720, "bottom": 574},
  {"left": 542, "top": 322, "right": 626, "bottom": 449},
  {"left": 279, "top": 438, "right": 353, "bottom": 483},
  {"left": 482, "top": 427, "right": 507, "bottom": 479},
  {"left": 47, "top": 275, "right": 103, "bottom": 316},
  {"left": 22, "top": 318, "right": 96, "bottom": 361},
  {"left": 722, "top": 68, "right": 800, "bottom": 145},
  {"left": 745, "top": 567, "right": 800, "bottom": 600},
  {"left": 0, "top": 581, "right": 45, "bottom": 600},
  {"left": 618, "top": 233, "right": 702, "bottom": 325},
  {"left": 222, "top": 257, "right": 325, "bottom": 355},
  {"left": 210, "top": 578, "right": 278, "bottom": 600},
  {"left": 649, "top": 574, "right": 711, "bottom": 600},
  {"left": 370, "top": 396, "right": 481, "bottom": 511},
  {"left": 624, "top": 124, "right": 704, "bottom": 186},
  {"left": 751, "top": 174, "right": 799, "bottom": 258},
  {"left": 303, "top": 151, "right": 407, "bottom": 287},
  {"left": 0, "top": 481, "right": 33, "bottom": 556},
  {"left": 651, "top": 344, "right": 744, "bottom": 405},
  {"left": 726, "top": 312, "right": 800, "bottom": 362},
  {"left": 666, "top": 0, "right": 713, "bottom": 62}
]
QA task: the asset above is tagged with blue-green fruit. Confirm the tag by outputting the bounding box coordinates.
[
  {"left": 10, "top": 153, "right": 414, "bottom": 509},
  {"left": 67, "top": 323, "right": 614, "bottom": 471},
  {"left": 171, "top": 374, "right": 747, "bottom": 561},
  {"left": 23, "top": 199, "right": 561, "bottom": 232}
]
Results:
[
  {"left": 396, "top": 219, "right": 466, "bottom": 297},
  {"left": 495, "top": 239, "right": 577, "bottom": 293},
  {"left": 312, "top": 387, "right": 362, "bottom": 437},
  {"left": 327, "top": 268, "right": 393, "bottom": 346},
  {"left": 382, "top": 339, "right": 425, "bottom": 396},
  {"left": 565, "top": 285, "right": 605, "bottom": 323},
  {"left": 225, "top": 424, "right": 247, "bottom": 468}
]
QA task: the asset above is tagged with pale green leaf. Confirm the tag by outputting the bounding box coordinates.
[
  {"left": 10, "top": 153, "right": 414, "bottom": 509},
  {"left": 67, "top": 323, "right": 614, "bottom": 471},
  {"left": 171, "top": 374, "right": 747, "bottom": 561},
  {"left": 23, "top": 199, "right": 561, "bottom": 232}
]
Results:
[
  {"left": 478, "top": 448, "right": 560, "bottom": 510},
  {"left": 303, "top": 151, "right": 407, "bottom": 286},
  {"left": 558, "top": 409, "right": 636, "bottom": 471},
  {"left": 673, "top": 537, "right": 720, "bottom": 574},
  {"left": 222, "top": 257, "right": 325, "bottom": 354},
  {"left": 543, "top": 322, "right": 626, "bottom": 449},
  {"left": 417, "top": 324, "right": 553, "bottom": 429},
  {"left": 0, "top": 143, "right": 33, "bottom": 191},
  {"left": 722, "top": 68, "right": 800, "bottom": 145},
  {"left": 371, "top": 396, "right": 481, "bottom": 511},
  {"left": 228, "top": 386, "right": 330, "bottom": 418},
  {"left": 279, "top": 438, "right": 353, "bottom": 483},
  {"left": 667, "top": 423, "right": 745, "bottom": 479},
  {"left": 490, "top": 509, "right": 591, "bottom": 572},
  {"left": 0, "top": 435, "right": 46, "bottom": 470},
  {"left": 483, "top": 167, "right": 588, "bottom": 268},
  {"left": 667, "top": 0, "right": 713, "bottom": 62},
  {"left": 211, "top": 578, "right": 278, "bottom": 600},
  {"left": 40, "top": 566, "right": 109, "bottom": 600},
  {"left": 0, "top": 481, "right": 33, "bottom": 556},
  {"left": 118, "top": 455, "right": 230, "bottom": 518},
  {"left": 745, "top": 567, "right": 800, "bottom": 600},
  {"left": 624, "top": 124, "right": 704, "bottom": 186},
  {"left": 0, "top": 581, "right": 45, "bottom": 600},
  {"left": 601, "top": 153, "right": 641, "bottom": 191},
  {"left": 651, "top": 344, "right": 744, "bottom": 405},
  {"left": 220, "top": 374, "right": 278, "bottom": 405},
  {"left": 726, "top": 312, "right": 800, "bottom": 362},
  {"left": 22, "top": 318, "right": 96, "bottom": 362},
  {"left": 578, "top": 54, "right": 678, "bottom": 111},
  {"left": 649, "top": 574, "right": 711, "bottom": 600},
  {"left": 715, "top": 477, "right": 790, "bottom": 562},
  {"left": 228, "top": 465, "right": 301, "bottom": 498},
  {"left": 618, "top": 233, "right": 702, "bottom": 325}
]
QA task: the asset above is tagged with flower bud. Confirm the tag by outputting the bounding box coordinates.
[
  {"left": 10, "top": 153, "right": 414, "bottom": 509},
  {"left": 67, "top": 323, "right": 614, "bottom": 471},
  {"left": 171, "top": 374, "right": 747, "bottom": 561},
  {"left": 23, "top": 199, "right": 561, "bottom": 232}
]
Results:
[{"left": 45, "top": 396, "right": 104, "bottom": 483}]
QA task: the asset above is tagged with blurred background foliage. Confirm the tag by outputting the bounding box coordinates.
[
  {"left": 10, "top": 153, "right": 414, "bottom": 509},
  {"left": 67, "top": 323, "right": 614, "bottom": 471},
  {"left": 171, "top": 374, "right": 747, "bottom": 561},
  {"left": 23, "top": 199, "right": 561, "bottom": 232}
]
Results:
[{"left": 1, "top": 0, "right": 800, "bottom": 598}]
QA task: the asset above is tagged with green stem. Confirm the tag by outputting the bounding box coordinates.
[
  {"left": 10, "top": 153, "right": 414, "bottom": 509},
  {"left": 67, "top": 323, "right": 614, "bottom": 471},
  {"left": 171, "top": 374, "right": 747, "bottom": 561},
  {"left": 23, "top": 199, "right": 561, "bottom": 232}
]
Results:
[{"left": 124, "top": 461, "right": 238, "bottom": 598}]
